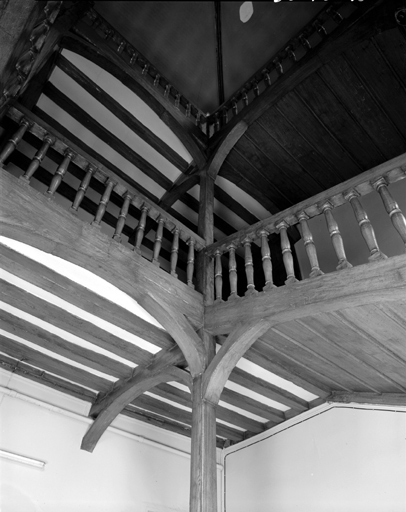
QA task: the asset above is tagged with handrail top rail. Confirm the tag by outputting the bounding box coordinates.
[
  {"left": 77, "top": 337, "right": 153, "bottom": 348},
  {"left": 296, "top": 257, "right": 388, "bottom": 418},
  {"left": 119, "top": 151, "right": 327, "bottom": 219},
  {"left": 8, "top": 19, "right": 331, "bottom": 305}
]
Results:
[
  {"left": 7, "top": 103, "right": 206, "bottom": 250},
  {"left": 206, "top": 152, "right": 406, "bottom": 256}
]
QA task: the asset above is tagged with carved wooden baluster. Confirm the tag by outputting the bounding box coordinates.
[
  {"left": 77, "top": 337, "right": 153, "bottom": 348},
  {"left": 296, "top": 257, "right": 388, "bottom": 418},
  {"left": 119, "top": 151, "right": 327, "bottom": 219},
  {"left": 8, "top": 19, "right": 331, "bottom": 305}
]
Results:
[
  {"left": 297, "top": 211, "right": 324, "bottom": 278},
  {"left": 0, "top": 118, "right": 30, "bottom": 165},
  {"left": 113, "top": 193, "right": 132, "bottom": 242},
  {"left": 46, "top": 149, "right": 75, "bottom": 196},
  {"left": 344, "top": 189, "right": 387, "bottom": 262},
  {"left": 228, "top": 243, "right": 238, "bottom": 300},
  {"left": 214, "top": 249, "right": 223, "bottom": 302},
  {"left": 243, "top": 236, "right": 257, "bottom": 296},
  {"left": 372, "top": 177, "right": 406, "bottom": 248},
  {"left": 242, "top": 90, "right": 249, "bottom": 107},
  {"left": 170, "top": 228, "right": 180, "bottom": 277},
  {"left": 152, "top": 216, "right": 165, "bottom": 266},
  {"left": 134, "top": 204, "right": 149, "bottom": 254},
  {"left": 276, "top": 220, "right": 298, "bottom": 285},
  {"left": 21, "top": 134, "right": 54, "bottom": 182},
  {"left": 262, "top": 70, "right": 271, "bottom": 87},
  {"left": 92, "top": 179, "right": 114, "bottom": 226},
  {"left": 222, "top": 109, "right": 228, "bottom": 124},
  {"left": 71, "top": 164, "right": 95, "bottom": 212},
  {"left": 253, "top": 81, "right": 260, "bottom": 97},
  {"left": 187, "top": 239, "right": 195, "bottom": 288},
  {"left": 153, "top": 74, "right": 160, "bottom": 87},
  {"left": 185, "top": 103, "right": 191, "bottom": 117},
  {"left": 320, "top": 201, "right": 352, "bottom": 270},
  {"left": 232, "top": 101, "right": 238, "bottom": 116},
  {"left": 259, "top": 230, "right": 276, "bottom": 291},
  {"left": 175, "top": 94, "right": 180, "bottom": 109}
]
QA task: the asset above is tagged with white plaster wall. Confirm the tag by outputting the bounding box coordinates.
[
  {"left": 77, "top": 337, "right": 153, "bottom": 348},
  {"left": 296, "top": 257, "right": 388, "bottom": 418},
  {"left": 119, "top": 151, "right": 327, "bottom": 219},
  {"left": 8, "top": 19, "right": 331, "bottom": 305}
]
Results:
[
  {"left": 0, "top": 370, "right": 223, "bottom": 512},
  {"left": 224, "top": 406, "right": 406, "bottom": 512}
]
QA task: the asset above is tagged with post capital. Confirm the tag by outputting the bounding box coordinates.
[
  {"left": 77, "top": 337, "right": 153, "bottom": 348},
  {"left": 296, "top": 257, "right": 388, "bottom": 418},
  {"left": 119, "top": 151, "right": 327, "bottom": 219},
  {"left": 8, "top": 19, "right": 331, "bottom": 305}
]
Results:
[
  {"left": 343, "top": 189, "right": 359, "bottom": 202},
  {"left": 371, "top": 176, "right": 388, "bottom": 191}
]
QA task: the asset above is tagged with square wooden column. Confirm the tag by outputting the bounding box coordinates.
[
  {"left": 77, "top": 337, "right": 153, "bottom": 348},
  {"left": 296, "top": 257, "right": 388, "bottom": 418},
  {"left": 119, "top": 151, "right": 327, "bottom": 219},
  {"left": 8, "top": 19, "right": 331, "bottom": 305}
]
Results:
[{"left": 190, "top": 169, "right": 218, "bottom": 511}]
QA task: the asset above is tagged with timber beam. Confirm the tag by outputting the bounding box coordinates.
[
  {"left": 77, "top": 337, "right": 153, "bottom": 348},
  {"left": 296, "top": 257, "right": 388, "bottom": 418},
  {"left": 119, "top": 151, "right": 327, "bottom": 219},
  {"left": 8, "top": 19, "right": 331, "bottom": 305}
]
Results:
[
  {"left": 205, "top": 253, "right": 406, "bottom": 335},
  {"left": 328, "top": 391, "right": 406, "bottom": 407}
]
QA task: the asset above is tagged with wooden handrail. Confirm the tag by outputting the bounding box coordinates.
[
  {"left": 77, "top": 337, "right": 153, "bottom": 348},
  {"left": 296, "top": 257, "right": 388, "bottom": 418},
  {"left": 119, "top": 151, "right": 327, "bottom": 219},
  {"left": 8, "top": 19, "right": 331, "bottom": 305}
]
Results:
[
  {"left": 2, "top": 104, "right": 206, "bottom": 288},
  {"left": 205, "top": 152, "right": 406, "bottom": 299}
]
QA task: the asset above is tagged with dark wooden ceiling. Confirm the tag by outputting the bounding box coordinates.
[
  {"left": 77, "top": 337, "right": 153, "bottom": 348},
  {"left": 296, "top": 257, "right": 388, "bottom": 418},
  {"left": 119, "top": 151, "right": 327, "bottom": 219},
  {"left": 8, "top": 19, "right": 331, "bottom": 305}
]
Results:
[
  {"left": 220, "top": 27, "right": 406, "bottom": 215},
  {"left": 94, "top": 1, "right": 324, "bottom": 112}
]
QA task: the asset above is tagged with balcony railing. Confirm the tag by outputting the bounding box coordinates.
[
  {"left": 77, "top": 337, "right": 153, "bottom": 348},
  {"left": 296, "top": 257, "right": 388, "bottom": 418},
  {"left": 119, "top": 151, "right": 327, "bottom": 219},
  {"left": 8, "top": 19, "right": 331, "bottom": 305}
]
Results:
[
  {"left": 0, "top": 104, "right": 205, "bottom": 287},
  {"left": 205, "top": 153, "right": 406, "bottom": 302}
]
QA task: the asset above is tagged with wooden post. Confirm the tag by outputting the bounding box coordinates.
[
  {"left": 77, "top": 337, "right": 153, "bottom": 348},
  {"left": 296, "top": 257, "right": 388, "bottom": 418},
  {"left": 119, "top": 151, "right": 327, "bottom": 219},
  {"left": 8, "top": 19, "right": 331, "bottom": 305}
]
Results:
[
  {"left": 152, "top": 216, "right": 165, "bottom": 266},
  {"left": 71, "top": 163, "right": 95, "bottom": 212},
  {"left": 0, "top": 118, "right": 30, "bottom": 166},
  {"left": 214, "top": 249, "right": 223, "bottom": 302},
  {"left": 276, "top": 220, "right": 298, "bottom": 285},
  {"left": 45, "top": 148, "right": 75, "bottom": 196},
  {"left": 297, "top": 211, "right": 323, "bottom": 278},
  {"left": 113, "top": 193, "right": 132, "bottom": 242},
  {"left": 320, "top": 201, "right": 352, "bottom": 270},
  {"left": 187, "top": 238, "right": 195, "bottom": 288},
  {"left": 344, "top": 189, "right": 387, "bottom": 262},
  {"left": 243, "top": 236, "right": 257, "bottom": 296},
  {"left": 189, "top": 376, "right": 217, "bottom": 512},
  {"left": 259, "top": 229, "right": 276, "bottom": 291},
  {"left": 134, "top": 204, "right": 149, "bottom": 254},
  {"left": 92, "top": 178, "right": 114, "bottom": 226},
  {"left": 372, "top": 177, "right": 406, "bottom": 249},
  {"left": 228, "top": 243, "right": 238, "bottom": 299},
  {"left": 21, "top": 134, "right": 54, "bottom": 182},
  {"left": 170, "top": 228, "right": 180, "bottom": 277}
]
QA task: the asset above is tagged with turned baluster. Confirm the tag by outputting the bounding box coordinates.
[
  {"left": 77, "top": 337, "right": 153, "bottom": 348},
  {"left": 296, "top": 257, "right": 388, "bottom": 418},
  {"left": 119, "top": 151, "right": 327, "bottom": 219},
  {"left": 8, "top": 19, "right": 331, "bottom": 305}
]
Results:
[
  {"left": 242, "top": 90, "right": 249, "bottom": 107},
  {"left": 0, "top": 118, "right": 30, "bottom": 166},
  {"left": 259, "top": 230, "right": 276, "bottom": 291},
  {"left": 21, "top": 134, "right": 54, "bottom": 182},
  {"left": 276, "top": 220, "right": 298, "bottom": 285},
  {"left": 214, "top": 113, "right": 220, "bottom": 132},
  {"left": 253, "top": 81, "right": 260, "bottom": 97},
  {"left": 187, "top": 239, "right": 195, "bottom": 288},
  {"left": 372, "top": 177, "right": 406, "bottom": 249},
  {"left": 320, "top": 201, "right": 352, "bottom": 270},
  {"left": 152, "top": 216, "right": 165, "bottom": 266},
  {"left": 46, "top": 149, "right": 75, "bottom": 196},
  {"left": 344, "top": 189, "right": 387, "bottom": 262},
  {"left": 232, "top": 101, "right": 238, "bottom": 116},
  {"left": 170, "top": 228, "right": 180, "bottom": 277},
  {"left": 164, "top": 84, "right": 171, "bottom": 98},
  {"left": 92, "top": 179, "right": 114, "bottom": 226},
  {"left": 228, "top": 243, "right": 238, "bottom": 300},
  {"left": 262, "top": 70, "right": 271, "bottom": 87},
  {"left": 175, "top": 94, "right": 181, "bottom": 109},
  {"left": 243, "top": 237, "right": 257, "bottom": 296},
  {"left": 222, "top": 109, "right": 228, "bottom": 124},
  {"left": 297, "top": 211, "right": 324, "bottom": 278},
  {"left": 134, "top": 204, "right": 149, "bottom": 254},
  {"left": 113, "top": 193, "right": 132, "bottom": 242},
  {"left": 71, "top": 164, "right": 95, "bottom": 211},
  {"left": 154, "top": 74, "right": 160, "bottom": 87},
  {"left": 185, "top": 103, "right": 191, "bottom": 117},
  {"left": 214, "top": 249, "right": 223, "bottom": 302}
]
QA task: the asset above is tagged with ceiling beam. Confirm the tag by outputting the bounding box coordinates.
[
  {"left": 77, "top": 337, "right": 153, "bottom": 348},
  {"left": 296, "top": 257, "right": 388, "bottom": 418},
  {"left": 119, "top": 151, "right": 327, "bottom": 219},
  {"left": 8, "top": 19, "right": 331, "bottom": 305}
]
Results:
[
  {"left": 0, "top": 279, "right": 154, "bottom": 366},
  {"left": 0, "top": 333, "right": 111, "bottom": 393},
  {"left": 59, "top": 34, "right": 208, "bottom": 169},
  {"left": 55, "top": 54, "right": 189, "bottom": 173},
  {"left": 205, "top": 253, "right": 406, "bottom": 335},
  {"left": 0, "top": 243, "right": 175, "bottom": 351},
  {"left": 328, "top": 391, "right": 406, "bottom": 407},
  {"left": 0, "top": 353, "right": 97, "bottom": 402}
]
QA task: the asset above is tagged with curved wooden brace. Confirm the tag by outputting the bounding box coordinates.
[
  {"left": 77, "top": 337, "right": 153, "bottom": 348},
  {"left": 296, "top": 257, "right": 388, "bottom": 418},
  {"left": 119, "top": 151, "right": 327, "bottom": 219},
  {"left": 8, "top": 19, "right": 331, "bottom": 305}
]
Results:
[
  {"left": 158, "top": 171, "right": 200, "bottom": 210},
  {"left": 202, "top": 319, "right": 271, "bottom": 405},
  {"left": 81, "top": 364, "right": 190, "bottom": 453},
  {"left": 138, "top": 292, "right": 206, "bottom": 377},
  {"left": 207, "top": 121, "right": 248, "bottom": 180},
  {"left": 58, "top": 35, "right": 207, "bottom": 169}
]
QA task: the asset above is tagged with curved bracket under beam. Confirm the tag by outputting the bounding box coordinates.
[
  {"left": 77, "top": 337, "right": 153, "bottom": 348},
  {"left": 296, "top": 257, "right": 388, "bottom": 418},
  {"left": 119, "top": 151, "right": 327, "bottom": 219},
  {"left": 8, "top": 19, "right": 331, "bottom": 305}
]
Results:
[
  {"left": 202, "top": 319, "right": 271, "bottom": 405},
  {"left": 138, "top": 292, "right": 206, "bottom": 378},
  {"left": 207, "top": 121, "right": 248, "bottom": 180},
  {"left": 81, "top": 362, "right": 190, "bottom": 453}
]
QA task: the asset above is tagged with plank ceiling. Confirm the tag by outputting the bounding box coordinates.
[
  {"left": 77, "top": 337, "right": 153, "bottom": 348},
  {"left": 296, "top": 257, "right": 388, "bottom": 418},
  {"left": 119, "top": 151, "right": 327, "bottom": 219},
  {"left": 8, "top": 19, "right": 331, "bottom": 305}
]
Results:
[{"left": 1, "top": 0, "right": 406, "bottom": 448}]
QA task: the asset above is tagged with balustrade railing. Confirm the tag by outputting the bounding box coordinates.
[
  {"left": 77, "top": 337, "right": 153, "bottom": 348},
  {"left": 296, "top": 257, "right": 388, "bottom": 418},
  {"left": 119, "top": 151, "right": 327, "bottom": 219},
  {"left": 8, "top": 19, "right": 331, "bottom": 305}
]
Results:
[
  {"left": 205, "top": 153, "right": 406, "bottom": 302},
  {"left": 1, "top": 105, "right": 205, "bottom": 287}
]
